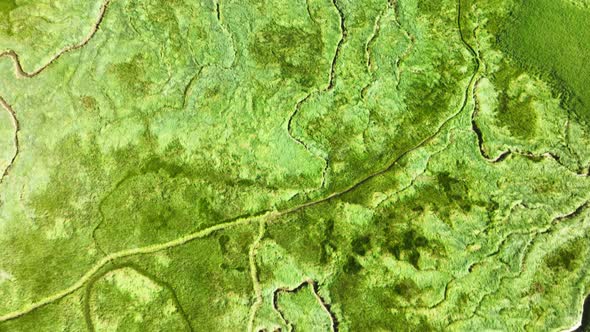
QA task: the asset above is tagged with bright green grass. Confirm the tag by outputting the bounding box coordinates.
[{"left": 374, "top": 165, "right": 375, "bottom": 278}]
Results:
[{"left": 500, "top": 0, "right": 590, "bottom": 121}]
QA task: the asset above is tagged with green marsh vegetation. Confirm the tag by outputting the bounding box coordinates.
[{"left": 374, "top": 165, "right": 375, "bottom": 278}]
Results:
[
  {"left": 0, "top": 0, "right": 590, "bottom": 331},
  {"left": 500, "top": 0, "right": 590, "bottom": 122}
]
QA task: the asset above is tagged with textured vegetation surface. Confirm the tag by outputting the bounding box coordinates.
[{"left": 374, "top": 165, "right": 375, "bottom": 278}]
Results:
[{"left": 0, "top": 0, "right": 589, "bottom": 331}]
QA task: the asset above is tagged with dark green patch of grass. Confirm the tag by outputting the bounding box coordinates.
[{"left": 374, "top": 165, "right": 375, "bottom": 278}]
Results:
[
  {"left": 249, "top": 22, "right": 325, "bottom": 88},
  {"left": 417, "top": 0, "right": 443, "bottom": 16},
  {"left": 330, "top": 275, "right": 435, "bottom": 331},
  {"left": 0, "top": 0, "right": 16, "bottom": 14},
  {"left": 126, "top": 226, "right": 255, "bottom": 331},
  {"left": 499, "top": 0, "right": 590, "bottom": 121},
  {"left": 264, "top": 206, "right": 343, "bottom": 273},
  {"left": 490, "top": 60, "right": 539, "bottom": 139},
  {"left": 545, "top": 237, "right": 586, "bottom": 273}
]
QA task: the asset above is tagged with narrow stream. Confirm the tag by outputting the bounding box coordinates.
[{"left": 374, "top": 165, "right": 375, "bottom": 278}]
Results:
[{"left": 574, "top": 294, "right": 590, "bottom": 332}]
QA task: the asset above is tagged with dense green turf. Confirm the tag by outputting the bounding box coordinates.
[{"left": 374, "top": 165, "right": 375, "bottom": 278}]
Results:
[{"left": 500, "top": 0, "right": 590, "bottom": 121}]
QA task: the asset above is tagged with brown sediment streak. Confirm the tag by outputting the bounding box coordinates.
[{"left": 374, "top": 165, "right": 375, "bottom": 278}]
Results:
[
  {"left": 518, "top": 202, "right": 578, "bottom": 271},
  {"left": 360, "top": 0, "right": 391, "bottom": 99},
  {"left": 472, "top": 84, "right": 580, "bottom": 170},
  {"left": 440, "top": 201, "right": 590, "bottom": 321},
  {"left": 465, "top": 8, "right": 588, "bottom": 176},
  {"left": 0, "top": 0, "right": 110, "bottom": 78},
  {"left": 392, "top": 0, "right": 416, "bottom": 91},
  {"left": 0, "top": 96, "right": 19, "bottom": 186},
  {"left": 272, "top": 279, "right": 338, "bottom": 332},
  {"left": 481, "top": 202, "right": 590, "bottom": 324},
  {"left": 328, "top": 0, "right": 346, "bottom": 91},
  {"left": 285, "top": 0, "right": 346, "bottom": 191},
  {"left": 0, "top": 0, "right": 110, "bottom": 185},
  {"left": 362, "top": 0, "right": 416, "bottom": 98}
]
